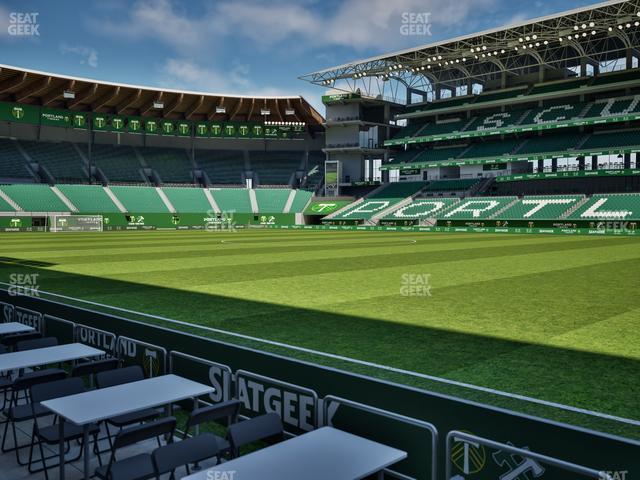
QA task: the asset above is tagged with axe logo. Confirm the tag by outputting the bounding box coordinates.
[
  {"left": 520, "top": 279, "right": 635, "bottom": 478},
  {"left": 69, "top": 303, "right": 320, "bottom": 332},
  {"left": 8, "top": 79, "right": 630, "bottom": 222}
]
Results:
[{"left": 493, "top": 443, "right": 545, "bottom": 480}]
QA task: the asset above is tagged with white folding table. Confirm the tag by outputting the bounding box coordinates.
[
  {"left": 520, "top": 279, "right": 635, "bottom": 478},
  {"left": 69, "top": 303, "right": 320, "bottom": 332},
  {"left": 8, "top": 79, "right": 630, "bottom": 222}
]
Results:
[
  {"left": 0, "top": 322, "right": 35, "bottom": 336},
  {"left": 42, "top": 374, "right": 216, "bottom": 480},
  {"left": 0, "top": 343, "right": 104, "bottom": 372},
  {"left": 184, "top": 426, "right": 407, "bottom": 480}
]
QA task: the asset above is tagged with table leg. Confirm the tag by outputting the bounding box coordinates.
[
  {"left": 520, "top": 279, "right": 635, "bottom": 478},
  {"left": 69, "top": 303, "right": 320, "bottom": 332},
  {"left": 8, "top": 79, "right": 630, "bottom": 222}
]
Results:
[
  {"left": 83, "top": 425, "right": 90, "bottom": 480},
  {"left": 58, "top": 418, "right": 65, "bottom": 480}
]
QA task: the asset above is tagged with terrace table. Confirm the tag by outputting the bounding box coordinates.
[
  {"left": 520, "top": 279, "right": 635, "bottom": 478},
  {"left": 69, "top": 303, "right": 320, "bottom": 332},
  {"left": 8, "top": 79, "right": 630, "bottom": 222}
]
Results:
[
  {"left": 0, "top": 343, "right": 103, "bottom": 372},
  {"left": 0, "top": 322, "right": 34, "bottom": 336},
  {"left": 184, "top": 426, "right": 407, "bottom": 480},
  {"left": 41, "top": 374, "right": 216, "bottom": 480}
]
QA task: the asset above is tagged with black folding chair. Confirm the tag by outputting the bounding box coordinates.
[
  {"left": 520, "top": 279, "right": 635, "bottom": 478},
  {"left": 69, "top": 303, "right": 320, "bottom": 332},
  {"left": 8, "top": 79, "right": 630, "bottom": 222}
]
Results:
[
  {"left": 28, "top": 377, "right": 102, "bottom": 480},
  {"left": 182, "top": 399, "right": 241, "bottom": 456},
  {"left": 71, "top": 358, "right": 120, "bottom": 387},
  {"left": 95, "top": 366, "right": 161, "bottom": 448},
  {"left": 1, "top": 369, "right": 67, "bottom": 464},
  {"left": 1, "top": 331, "right": 41, "bottom": 350},
  {"left": 95, "top": 417, "right": 176, "bottom": 480},
  {"left": 16, "top": 336, "right": 58, "bottom": 352},
  {"left": 227, "top": 412, "right": 284, "bottom": 458},
  {"left": 152, "top": 433, "right": 221, "bottom": 479}
]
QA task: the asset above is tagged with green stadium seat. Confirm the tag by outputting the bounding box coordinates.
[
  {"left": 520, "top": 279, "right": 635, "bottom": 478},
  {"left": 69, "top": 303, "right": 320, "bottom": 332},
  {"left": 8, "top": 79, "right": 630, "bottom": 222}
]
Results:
[
  {"left": 250, "top": 151, "right": 302, "bottom": 185},
  {"left": 210, "top": 188, "right": 252, "bottom": 213},
  {"left": 461, "top": 138, "right": 522, "bottom": 158},
  {"left": 528, "top": 77, "right": 591, "bottom": 96},
  {"left": 581, "top": 130, "right": 640, "bottom": 150},
  {"left": 330, "top": 198, "right": 405, "bottom": 221},
  {"left": 496, "top": 195, "right": 583, "bottom": 220},
  {"left": 369, "top": 181, "right": 426, "bottom": 198},
  {"left": 591, "top": 68, "right": 640, "bottom": 86},
  {"left": 141, "top": 147, "right": 193, "bottom": 184},
  {"left": 516, "top": 133, "right": 584, "bottom": 155},
  {"left": 439, "top": 196, "right": 517, "bottom": 219},
  {"left": 162, "top": 187, "right": 212, "bottom": 213},
  {"left": 392, "top": 121, "right": 428, "bottom": 140},
  {"left": 91, "top": 144, "right": 144, "bottom": 183},
  {"left": 254, "top": 188, "right": 290, "bottom": 212},
  {"left": 288, "top": 190, "right": 313, "bottom": 213},
  {"left": 424, "top": 179, "right": 480, "bottom": 191},
  {"left": 20, "top": 140, "right": 86, "bottom": 182},
  {"left": 0, "top": 139, "right": 31, "bottom": 179},
  {"left": 473, "top": 86, "right": 528, "bottom": 104},
  {"left": 197, "top": 150, "right": 245, "bottom": 185},
  {"left": 567, "top": 194, "right": 640, "bottom": 221},
  {"left": 0, "top": 184, "right": 69, "bottom": 212},
  {"left": 109, "top": 186, "right": 169, "bottom": 212},
  {"left": 382, "top": 198, "right": 460, "bottom": 221},
  {"left": 0, "top": 191, "right": 16, "bottom": 211},
  {"left": 56, "top": 184, "right": 121, "bottom": 213},
  {"left": 412, "top": 146, "right": 467, "bottom": 163}
]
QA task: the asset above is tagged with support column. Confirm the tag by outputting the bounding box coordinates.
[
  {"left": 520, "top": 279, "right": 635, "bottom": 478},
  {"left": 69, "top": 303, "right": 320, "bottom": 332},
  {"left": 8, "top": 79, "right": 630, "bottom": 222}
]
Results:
[
  {"left": 591, "top": 155, "right": 598, "bottom": 171},
  {"left": 551, "top": 158, "right": 558, "bottom": 173}
]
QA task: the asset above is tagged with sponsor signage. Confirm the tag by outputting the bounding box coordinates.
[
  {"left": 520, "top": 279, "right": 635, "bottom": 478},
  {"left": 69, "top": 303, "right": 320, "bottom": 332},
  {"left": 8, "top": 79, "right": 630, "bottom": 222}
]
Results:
[{"left": 496, "top": 169, "right": 640, "bottom": 182}]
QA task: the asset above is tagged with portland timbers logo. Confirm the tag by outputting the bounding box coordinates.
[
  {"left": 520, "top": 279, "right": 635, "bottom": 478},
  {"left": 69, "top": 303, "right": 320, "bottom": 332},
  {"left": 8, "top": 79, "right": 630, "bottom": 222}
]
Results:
[
  {"left": 171, "top": 215, "right": 180, "bottom": 225},
  {"left": 73, "top": 115, "right": 86, "bottom": 128},
  {"left": 11, "top": 107, "right": 24, "bottom": 119}
]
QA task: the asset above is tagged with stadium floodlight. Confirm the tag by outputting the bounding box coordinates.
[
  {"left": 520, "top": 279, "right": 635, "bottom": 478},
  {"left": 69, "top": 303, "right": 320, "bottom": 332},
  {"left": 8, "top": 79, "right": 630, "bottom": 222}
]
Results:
[
  {"left": 153, "top": 100, "right": 164, "bottom": 109},
  {"left": 63, "top": 89, "right": 75, "bottom": 99},
  {"left": 215, "top": 106, "right": 226, "bottom": 113}
]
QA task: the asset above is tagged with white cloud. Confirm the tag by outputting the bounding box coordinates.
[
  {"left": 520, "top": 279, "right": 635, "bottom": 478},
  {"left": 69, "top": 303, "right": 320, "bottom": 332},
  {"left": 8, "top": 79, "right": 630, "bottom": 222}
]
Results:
[
  {"left": 157, "top": 57, "right": 324, "bottom": 115},
  {"left": 88, "top": 0, "right": 213, "bottom": 52},
  {"left": 60, "top": 43, "right": 99, "bottom": 68},
  {"left": 92, "top": 0, "right": 495, "bottom": 52}
]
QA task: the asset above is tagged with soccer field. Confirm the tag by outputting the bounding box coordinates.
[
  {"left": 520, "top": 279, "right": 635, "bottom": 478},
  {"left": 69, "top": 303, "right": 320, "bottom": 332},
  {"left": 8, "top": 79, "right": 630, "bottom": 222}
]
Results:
[{"left": 1, "top": 230, "right": 639, "bottom": 436}]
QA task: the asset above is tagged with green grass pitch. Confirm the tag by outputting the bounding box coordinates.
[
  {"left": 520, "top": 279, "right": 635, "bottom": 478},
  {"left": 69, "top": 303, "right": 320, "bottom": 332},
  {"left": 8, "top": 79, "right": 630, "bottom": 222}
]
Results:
[{"left": 1, "top": 230, "right": 638, "bottom": 437}]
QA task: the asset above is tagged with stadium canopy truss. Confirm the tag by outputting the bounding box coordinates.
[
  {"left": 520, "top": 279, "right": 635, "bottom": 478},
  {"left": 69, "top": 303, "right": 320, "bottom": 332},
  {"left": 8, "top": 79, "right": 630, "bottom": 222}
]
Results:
[
  {"left": 300, "top": 0, "right": 640, "bottom": 105},
  {"left": 0, "top": 64, "right": 324, "bottom": 128}
]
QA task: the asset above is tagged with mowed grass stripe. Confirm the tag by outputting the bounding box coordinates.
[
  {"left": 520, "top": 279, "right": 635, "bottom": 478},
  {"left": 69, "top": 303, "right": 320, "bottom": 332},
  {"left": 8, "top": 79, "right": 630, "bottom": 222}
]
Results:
[{"left": 0, "top": 230, "right": 638, "bottom": 425}]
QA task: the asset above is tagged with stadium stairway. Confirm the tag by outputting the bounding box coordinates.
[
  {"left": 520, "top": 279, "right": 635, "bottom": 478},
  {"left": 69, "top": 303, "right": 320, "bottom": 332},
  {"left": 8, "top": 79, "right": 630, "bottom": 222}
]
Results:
[
  {"left": 50, "top": 186, "right": 78, "bottom": 212},
  {"left": 0, "top": 189, "right": 22, "bottom": 211},
  {"left": 560, "top": 196, "right": 591, "bottom": 219}
]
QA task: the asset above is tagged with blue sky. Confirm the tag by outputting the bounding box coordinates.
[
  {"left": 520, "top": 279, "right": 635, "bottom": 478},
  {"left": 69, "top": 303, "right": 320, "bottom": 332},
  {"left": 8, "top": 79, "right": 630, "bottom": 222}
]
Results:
[{"left": 0, "top": 0, "right": 600, "bottom": 113}]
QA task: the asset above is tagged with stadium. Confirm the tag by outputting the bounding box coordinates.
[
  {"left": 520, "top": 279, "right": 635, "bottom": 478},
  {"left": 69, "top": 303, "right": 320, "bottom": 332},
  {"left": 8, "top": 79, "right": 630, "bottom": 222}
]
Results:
[{"left": 0, "top": 1, "right": 639, "bottom": 480}]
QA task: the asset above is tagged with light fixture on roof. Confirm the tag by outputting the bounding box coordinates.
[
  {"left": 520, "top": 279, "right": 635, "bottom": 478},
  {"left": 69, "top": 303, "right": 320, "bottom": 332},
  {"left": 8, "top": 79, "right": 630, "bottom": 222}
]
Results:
[
  {"left": 589, "top": 21, "right": 595, "bottom": 27},
  {"left": 260, "top": 108, "right": 270, "bottom": 115},
  {"left": 525, "top": 35, "right": 530, "bottom": 41},
  {"left": 519, "top": 37, "right": 523, "bottom": 42},
  {"left": 153, "top": 100, "right": 164, "bottom": 109},
  {"left": 63, "top": 90, "right": 75, "bottom": 99},
  {"left": 532, "top": 34, "right": 537, "bottom": 39},
  {"left": 591, "top": 30, "right": 597, "bottom": 35},
  {"left": 573, "top": 25, "right": 579, "bottom": 30},
  {"left": 581, "top": 24, "right": 587, "bottom": 29},
  {"left": 215, "top": 106, "right": 226, "bottom": 113},
  {"left": 285, "top": 108, "right": 295, "bottom": 115},
  {"left": 543, "top": 40, "right": 548, "bottom": 45}
]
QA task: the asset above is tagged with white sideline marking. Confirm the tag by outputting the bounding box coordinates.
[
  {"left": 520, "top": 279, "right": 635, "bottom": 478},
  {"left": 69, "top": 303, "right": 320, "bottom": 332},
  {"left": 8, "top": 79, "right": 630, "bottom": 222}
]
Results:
[{"left": 3, "top": 283, "right": 639, "bottom": 428}]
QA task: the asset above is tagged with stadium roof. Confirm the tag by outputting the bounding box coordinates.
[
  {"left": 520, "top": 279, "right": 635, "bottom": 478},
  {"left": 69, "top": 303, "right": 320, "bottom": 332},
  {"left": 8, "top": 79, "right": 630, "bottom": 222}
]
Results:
[
  {"left": 300, "top": 0, "right": 640, "bottom": 100},
  {"left": 0, "top": 64, "right": 324, "bottom": 126}
]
